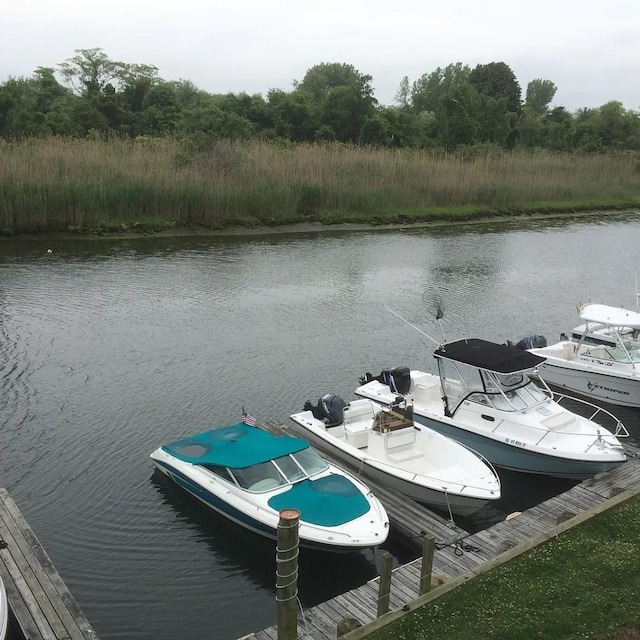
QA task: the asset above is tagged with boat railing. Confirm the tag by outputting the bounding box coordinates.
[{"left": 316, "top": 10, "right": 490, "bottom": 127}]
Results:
[
  {"left": 552, "top": 392, "right": 629, "bottom": 439},
  {"left": 452, "top": 440, "right": 501, "bottom": 484}
]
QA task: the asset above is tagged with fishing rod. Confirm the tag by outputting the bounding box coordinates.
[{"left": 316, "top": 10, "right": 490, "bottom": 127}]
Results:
[{"left": 383, "top": 306, "right": 442, "bottom": 346}]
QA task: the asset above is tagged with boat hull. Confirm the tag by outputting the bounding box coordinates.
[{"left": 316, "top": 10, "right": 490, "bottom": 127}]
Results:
[
  {"left": 410, "top": 412, "right": 623, "bottom": 479},
  {"left": 536, "top": 360, "right": 640, "bottom": 408},
  {"left": 293, "top": 427, "right": 492, "bottom": 517}
]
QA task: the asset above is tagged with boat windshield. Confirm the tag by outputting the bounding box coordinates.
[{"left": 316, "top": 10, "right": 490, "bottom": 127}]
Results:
[
  {"left": 230, "top": 448, "right": 329, "bottom": 492},
  {"left": 584, "top": 343, "right": 640, "bottom": 363},
  {"left": 469, "top": 381, "right": 549, "bottom": 411},
  {"left": 438, "top": 358, "right": 550, "bottom": 413}
]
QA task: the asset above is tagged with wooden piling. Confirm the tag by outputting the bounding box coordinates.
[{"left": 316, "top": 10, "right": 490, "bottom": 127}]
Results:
[
  {"left": 376, "top": 552, "right": 393, "bottom": 618},
  {"left": 418, "top": 534, "right": 435, "bottom": 596},
  {"left": 276, "top": 509, "right": 300, "bottom": 640}
]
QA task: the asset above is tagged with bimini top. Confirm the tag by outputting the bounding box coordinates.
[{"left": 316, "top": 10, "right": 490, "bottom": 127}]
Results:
[
  {"left": 161, "top": 422, "right": 309, "bottom": 468},
  {"left": 580, "top": 304, "right": 640, "bottom": 329},
  {"left": 434, "top": 338, "right": 545, "bottom": 373}
]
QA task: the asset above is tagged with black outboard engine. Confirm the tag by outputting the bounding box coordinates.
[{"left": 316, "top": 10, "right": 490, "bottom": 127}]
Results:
[
  {"left": 383, "top": 367, "right": 411, "bottom": 394},
  {"left": 360, "top": 367, "right": 411, "bottom": 395},
  {"left": 510, "top": 334, "right": 547, "bottom": 350},
  {"left": 303, "top": 393, "right": 347, "bottom": 426}
]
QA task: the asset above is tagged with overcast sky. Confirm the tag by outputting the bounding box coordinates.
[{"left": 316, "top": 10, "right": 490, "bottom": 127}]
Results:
[{"left": 2, "top": 0, "right": 638, "bottom": 112}]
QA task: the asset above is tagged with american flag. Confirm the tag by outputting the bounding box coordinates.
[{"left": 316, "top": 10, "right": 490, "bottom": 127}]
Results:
[{"left": 241, "top": 407, "right": 256, "bottom": 426}]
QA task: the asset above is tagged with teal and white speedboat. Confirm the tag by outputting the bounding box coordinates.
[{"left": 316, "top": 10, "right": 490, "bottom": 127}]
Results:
[
  {"left": 150, "top": 422, "right": 389, "bottom": 552},
  {"left": 355, "top": 338, "right": 628, "bottom": 479}
]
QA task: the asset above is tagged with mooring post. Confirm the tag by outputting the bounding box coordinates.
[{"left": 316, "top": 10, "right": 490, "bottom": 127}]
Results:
[
  {"left": 276, "top": 508, "right": 300, "bottom": 640},
  {"left": 419, "top": 534, "right": 435, "bottom": 595},
  {"left": 377, "top": 551, "right": 393, "bottom": 617}
]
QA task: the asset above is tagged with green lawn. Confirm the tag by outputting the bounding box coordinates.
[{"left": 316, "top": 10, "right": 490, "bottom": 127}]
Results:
[{"left": 367, "top": 494, "right": 640, "bottom": 640}]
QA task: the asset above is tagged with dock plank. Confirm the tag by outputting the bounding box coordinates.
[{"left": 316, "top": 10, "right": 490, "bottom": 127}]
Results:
[{"left": 0, "top": 489, "right": 99, "bottom": 640}]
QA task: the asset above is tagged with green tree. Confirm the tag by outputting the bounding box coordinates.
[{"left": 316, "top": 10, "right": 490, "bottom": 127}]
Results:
[
  {"left": 321, "top": 85, "right": 376, "bottom": 143},
  {"left": 517, "top": 105, "right": 547, "bottom": 148},
  {"left": 294, "top": 62, "right": 376, "bottom": 104},
  {"left": 58, "top": 48, "right": 126, "bottom": 96},
  {"left": 0, "top": 71, "right": 75, "bottom": 138},
  {"left": 435, "top": 84, "right": 481, "bottom": 149},
  {"left": 178, "top": 96, "right": 254, "bottom": 139},
  {"left": 411, "top": 63, "right": 471, "bottom": 115},
  {"left": 141, "top": 82, "right": 181, "bottom": 135},
  {"left": 542, "top": 107, "right": 575, "bottom": 151},
  {"left": 378, "top": 107, "right": 429, "bottom": 148},
  {"left": 525, "top": 79, "right": 557, "bottom": 115},
  {"left": 469, "top": 62, "right": 522, "bottom": 114},
  {"left": 394, "top": 76, "right": 410, "bottom": 109},
  {"left": 266, "top": 89, "right": 317, "bottom": 141},
  {"left": 217, "top": 92, "right": 272, "bottom": 133},
  {"left": 358, "top": 114, "right": 392, "bottom": 146}
]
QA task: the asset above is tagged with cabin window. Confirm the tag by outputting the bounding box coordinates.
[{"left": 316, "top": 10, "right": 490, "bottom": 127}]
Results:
[
  {"left": 232, "top": 461, "right": 286, "bottom": 490},
  {"left": 468, "top": 393, "right": 491, "bottom": 407},
  {"left": 203, "top": 464, "right": 235, "bottom": 483},
  {"left": 496, "top": 371, "right": 524, "bottom": 387}
]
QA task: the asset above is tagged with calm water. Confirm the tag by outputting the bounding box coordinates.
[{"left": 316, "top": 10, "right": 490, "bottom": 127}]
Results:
[{"left": 1, "top": 213, "right": 640, "bottom": 639}]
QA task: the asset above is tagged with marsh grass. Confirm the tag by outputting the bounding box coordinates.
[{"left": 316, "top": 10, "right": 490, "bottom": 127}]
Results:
[
  {"left": 369, "top": 495, "right": 640, "bottom": 640},
  {"left": 1, "top": 138, "right": 639, "bottom": 234}
]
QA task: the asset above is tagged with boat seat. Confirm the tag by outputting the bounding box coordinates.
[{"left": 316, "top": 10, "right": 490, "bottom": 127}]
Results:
[
  {"left": 344, "top": 402, "right": 376, "bottom": 422},
  {"left": 541, "top": 412, "right": 576, "bottom": 431},
  {"left": 344, "top": 421, "right": 370, "bottom": 449}
]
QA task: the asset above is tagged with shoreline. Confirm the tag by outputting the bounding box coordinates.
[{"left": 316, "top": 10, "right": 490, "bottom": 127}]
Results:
[{"left": 4, "top": 208, "right": 638, "bottom": 243}]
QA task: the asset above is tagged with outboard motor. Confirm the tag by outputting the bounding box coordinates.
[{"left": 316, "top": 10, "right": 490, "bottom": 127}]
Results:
[
  {"left": 511, "top": 334, "right": 547, "bottom": 350},
  {"left": 303, "top": 393, "right": 347, "bottom": 426},
  {"left": 383, "top": 367, "right": 411, "bottom": 395},
  {"left": 360, "top": 367, "right": 411, "bottom": 395}
]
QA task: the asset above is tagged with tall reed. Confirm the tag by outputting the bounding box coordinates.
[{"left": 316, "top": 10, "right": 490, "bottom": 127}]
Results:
[{"left": 0, "top": 137, "right": 638, "bottom": 233}]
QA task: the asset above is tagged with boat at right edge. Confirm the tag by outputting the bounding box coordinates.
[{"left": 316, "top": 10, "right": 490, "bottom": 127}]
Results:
[
  {"left": 521, "top": 303, "right": 640, "bottom": 408},
  {"left": 355, "top": 338, "right": 628, "bottom": 479}
]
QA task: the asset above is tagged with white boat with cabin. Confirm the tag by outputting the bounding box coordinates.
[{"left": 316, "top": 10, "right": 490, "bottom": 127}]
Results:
[
  {"left": 290, "top": 394, "right": 501, "bottom": 518},
  {"left": 355, "top": 338, "right": 628, "bottom": 479},
  {"left": 525, "top": 304, "right": 640, "bottom": 408}
]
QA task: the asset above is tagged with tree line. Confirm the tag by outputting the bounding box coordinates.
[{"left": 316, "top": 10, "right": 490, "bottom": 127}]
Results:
[{"left": 1, "top": 48, "right": 639, "bottom": 152}]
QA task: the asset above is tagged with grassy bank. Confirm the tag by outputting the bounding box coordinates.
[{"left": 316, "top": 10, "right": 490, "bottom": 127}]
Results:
[
  {"left": 366, "top": 494, "right": 640, "bottom": 640},
  {"left": 1, "top": 138, "right": 639, "bottom": 235}
]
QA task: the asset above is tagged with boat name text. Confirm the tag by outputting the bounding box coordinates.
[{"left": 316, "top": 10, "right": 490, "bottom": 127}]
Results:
[{"left": 587, "top": 381, "right": 630, "bottom": 396}]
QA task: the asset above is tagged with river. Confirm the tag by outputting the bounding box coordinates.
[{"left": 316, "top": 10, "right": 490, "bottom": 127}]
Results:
[{"left": 0, "top": 212, "right": 639, "bottom": 639}]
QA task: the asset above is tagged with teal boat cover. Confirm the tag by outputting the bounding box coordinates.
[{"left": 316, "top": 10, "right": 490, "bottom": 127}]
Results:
[
  {"left": 161, "top": 423, "right": 309, "bottom": 469},
  {"left": 268, "top": 475, "right": 370, "bottom": 526}
]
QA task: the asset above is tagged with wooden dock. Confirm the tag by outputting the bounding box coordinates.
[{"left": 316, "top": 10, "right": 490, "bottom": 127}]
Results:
[
  {"left": 0, "top": 488, "right": 99, "bottom": 640},
  {"left": 247, "top": 450, "right": 640, "bottom": 640}
]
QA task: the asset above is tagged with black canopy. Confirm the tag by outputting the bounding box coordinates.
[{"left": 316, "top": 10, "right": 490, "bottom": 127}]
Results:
[{"left": 433, "top": 338, "right": 545, "bottom": 373}]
